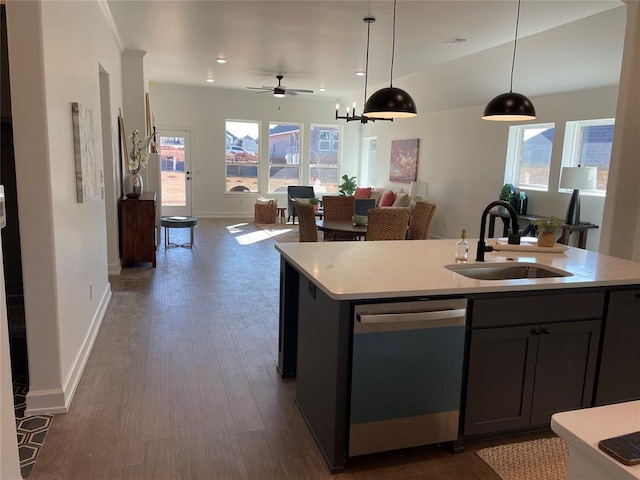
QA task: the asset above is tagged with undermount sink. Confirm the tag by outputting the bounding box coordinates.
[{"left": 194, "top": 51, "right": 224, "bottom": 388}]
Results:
[{"left": 445, "top": 262, "right": 573, "bottom": 281}]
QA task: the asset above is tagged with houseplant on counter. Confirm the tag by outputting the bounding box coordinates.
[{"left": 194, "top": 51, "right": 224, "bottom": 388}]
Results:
[
  {"left": 338, "top": 175, "right": 357, "bottom": 196},
  {"left": 125, "top": 129, "right": 155, "bottom": 199},
  {"left": 532, "top": 216, "right": 562, "bottom": 247}
]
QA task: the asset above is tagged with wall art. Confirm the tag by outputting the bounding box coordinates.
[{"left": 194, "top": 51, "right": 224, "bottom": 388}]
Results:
[
  {"left": 389, "top": 138, "right": 419, "bottom": 183},
  {"left": 71, "top": 102, "right": 97, "bottom": 202}
]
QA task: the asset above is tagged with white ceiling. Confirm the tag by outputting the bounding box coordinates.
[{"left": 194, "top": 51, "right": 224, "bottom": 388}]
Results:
[{"left": 105, "top": 0, "right": 624, "bottom": 101}]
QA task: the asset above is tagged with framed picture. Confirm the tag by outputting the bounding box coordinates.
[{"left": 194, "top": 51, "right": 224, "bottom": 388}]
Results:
[
  {"left": 389, "top": 138, "right": 419, "bottom": 183},
  {"left": 71, "top": 102, "right": 98, "bottom": 202}
]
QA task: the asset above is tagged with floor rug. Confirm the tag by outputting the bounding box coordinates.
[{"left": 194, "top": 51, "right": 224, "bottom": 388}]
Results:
[
  {"left": 476, "top": 437, "right": 569, "bottom": 480},
  {"left": 255, "top": 222, "right": 300, "bottom": 243},
  {"left": 14, "top": 375, "right": 53, "bottom": 478}
]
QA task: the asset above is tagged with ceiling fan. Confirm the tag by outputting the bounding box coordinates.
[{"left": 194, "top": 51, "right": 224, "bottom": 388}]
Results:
[{"left": 247, "top": 75, "right": 313, "bottom": 97}]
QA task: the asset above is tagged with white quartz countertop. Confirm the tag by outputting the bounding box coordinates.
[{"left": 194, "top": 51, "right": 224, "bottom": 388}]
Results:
[
  {"left": 275, "top": 239, "right": 640, "bottom": 300},
  {"left": 551, "top": 401, "right": 640, "bottom": 479}
]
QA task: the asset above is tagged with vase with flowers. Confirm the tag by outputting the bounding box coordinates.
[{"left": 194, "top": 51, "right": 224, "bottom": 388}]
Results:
[{"left": 124, "top": 129, "right": 155, "bottom": 199}]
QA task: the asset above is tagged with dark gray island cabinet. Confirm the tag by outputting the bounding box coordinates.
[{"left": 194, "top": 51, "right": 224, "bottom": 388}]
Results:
[
  {"left": 463, "top": 291, "right": 604, "bottom": 436},
  {"left": 275, "top": 240, "right": 640, "bottom": 473}
]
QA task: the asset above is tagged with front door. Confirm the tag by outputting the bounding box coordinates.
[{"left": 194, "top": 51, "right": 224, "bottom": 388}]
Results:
[{"left": 158, "top": 129, "right": 192, "bottom": 217}]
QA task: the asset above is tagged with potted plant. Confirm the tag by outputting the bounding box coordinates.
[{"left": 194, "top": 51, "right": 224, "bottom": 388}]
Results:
[
  {"left": 532, "top": 216, "right": 562, "bottom": 247},
  {"left": 338, "top": 175, "right": 357, "bottom": 196},
  {"left": 499, "top": 183, "right": 517, "bottom": 213},
  {"left": 308, "top": 197, "right": 320, "bottom": 212}
]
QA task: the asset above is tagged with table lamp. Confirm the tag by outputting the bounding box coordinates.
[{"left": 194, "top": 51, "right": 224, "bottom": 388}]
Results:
[
  {"left": 559, "top": 166, "right": 597, "bottom": 225},
  {"left": 409, "top": 181, "right": 429, "bottom": 201}
]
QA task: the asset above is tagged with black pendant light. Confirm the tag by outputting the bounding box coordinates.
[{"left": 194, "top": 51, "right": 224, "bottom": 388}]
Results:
[
  {"left": 482, "top": 0, "right": 536, "bottom": 121},
  {"left": 363, "top": 0, "right": 417, "bottom": 119},
  {"left": 336, "top": 18, "right": 393, "bottom": 123}
]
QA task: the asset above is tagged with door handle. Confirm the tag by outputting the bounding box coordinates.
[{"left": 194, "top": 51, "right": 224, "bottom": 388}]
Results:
[{"left": 358, "top": 309, "right": 466, "bottom": 325}]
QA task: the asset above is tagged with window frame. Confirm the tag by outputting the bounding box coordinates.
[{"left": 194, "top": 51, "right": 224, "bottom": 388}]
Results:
[
  {"left": 504, "top": 122, "right": 556, "bottom": 192},
  {"left": 267, "top": 122, "right": 302, "bottom": 194},
  {"left": 560, "top": 118, "right": 614, "bottom": 196},
  {"left": 224, "top": 119, "right": 260, "bottom": 194}
]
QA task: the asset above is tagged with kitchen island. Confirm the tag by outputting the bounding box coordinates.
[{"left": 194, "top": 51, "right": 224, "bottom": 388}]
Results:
[{"left": 275, "top": 239, "right": 640, "bottom": 473}]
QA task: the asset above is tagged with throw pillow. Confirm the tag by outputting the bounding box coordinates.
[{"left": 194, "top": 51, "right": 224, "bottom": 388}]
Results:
[
  {"left": 380, "top": 190, "right": 396, "bottom": 207},
  {"left": 369, "top": 188, "right": 384, "bottom": 206},
  {"left": 392, "top": 192, "right": 410, "bottom": 207},
  {"left": 354, "top": 187, "right": 372, "bottom": 199}
]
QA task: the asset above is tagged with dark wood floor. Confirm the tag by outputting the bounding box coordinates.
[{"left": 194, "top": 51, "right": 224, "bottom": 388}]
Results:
[{"left": 30, "top": 219, "right": 554, "bottom": 479}]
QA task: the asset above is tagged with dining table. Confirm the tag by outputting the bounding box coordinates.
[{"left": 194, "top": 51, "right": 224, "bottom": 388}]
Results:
[{"left": 316, "top": 219, "right": 367, "bottom": 240}]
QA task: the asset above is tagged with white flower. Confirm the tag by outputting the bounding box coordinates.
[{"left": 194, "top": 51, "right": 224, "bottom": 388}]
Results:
[{"left": 128, "top": 129, "right": 155, "bottom": 174}]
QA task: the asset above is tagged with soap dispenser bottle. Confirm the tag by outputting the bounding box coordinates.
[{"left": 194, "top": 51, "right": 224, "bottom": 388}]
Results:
[{"left": 455, "top": 229, "right": 469, "bottom": 263}]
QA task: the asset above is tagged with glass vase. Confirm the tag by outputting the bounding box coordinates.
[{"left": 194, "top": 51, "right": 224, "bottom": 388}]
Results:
[{"left": 125, "top": 172, "right": 143, "bottom": 199}]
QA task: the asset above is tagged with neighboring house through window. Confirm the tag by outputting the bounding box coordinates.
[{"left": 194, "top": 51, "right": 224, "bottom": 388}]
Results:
[
  {"left": 268, "top": 123, "right": 301, "bottom": 193},
  {"left": 504, "top": 123, "right": 555, "bottom": 190},
  {"left": 225, "top": 120, "right": 260, "bottom": 192},
  {"left": 310, "top": 125, "right": 341, "bottom": 193},
  {"left": 561, "top": 119, "right": 614, "bottom": 193}
]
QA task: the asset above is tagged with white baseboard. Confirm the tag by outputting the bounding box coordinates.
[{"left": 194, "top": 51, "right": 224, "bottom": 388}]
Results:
[
  {"left": 108, "top": 262, "right": 122, "bottom": 275},
  {"left": 25, "top": 285, "right": 112, "bottom": 416}
]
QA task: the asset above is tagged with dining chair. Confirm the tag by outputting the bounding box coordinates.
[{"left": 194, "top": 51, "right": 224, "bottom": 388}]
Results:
[
  {"left": 322, "top": 195, "right": 356, "bottom": 240},
  {"left": 366, "top": 207, "right": 411, "bottom": 241},
  {"left": 296, "top": 202, "right": 318, "bottom": 242},
  {"left": 407, "top": 202, "right": 437, "bottom": 240},
  {"left": 322, "top": 195, "right": 355, "bottom": 221}
]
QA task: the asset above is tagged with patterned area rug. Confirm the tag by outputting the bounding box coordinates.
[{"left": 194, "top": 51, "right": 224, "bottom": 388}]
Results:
[
  {"left": 14, "top": 375, "right": 53, "bottom": 478},
  {"left": 476, "top": 437, "right": 569, "bottom": 480}
]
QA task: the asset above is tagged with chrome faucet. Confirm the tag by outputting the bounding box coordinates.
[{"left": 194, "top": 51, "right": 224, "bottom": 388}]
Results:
[{"left": 476, "top": 200, "right": 520, "bottom": 262}]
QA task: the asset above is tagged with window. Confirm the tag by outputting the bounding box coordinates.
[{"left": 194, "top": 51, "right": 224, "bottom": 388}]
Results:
[
  {"left": 310, "top": 125, "right": 342, "bottom": 194},
  {"left": 225, "top": 121, "right": 259, "bottom": 192},
  {"left": 561, "top": 119, "right": 614, "bottom": 193},
  {"left": 361, "top": 137, "right": 377, "bottom": 187},
  {"left": 268, "top": 123, "right": 301, "bottom": 193},
  {"left": 505, "top": 123, "right": 555, "bottom": 190}
]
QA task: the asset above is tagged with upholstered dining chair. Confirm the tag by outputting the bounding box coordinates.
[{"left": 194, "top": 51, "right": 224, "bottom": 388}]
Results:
[
  {"left": 366, "top": 207, "right": 411, "bottom": 241},
  {"left": 296, "top": 202, "right": 318, "bottom": 242},
  {"left": 407, "top": 202, "right": 437, "bottom": 240}
]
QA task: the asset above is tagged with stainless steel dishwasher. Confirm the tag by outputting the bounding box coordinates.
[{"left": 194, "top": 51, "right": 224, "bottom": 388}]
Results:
[{"left": 349, "top": 298, "right": 467, "bottom": 457}]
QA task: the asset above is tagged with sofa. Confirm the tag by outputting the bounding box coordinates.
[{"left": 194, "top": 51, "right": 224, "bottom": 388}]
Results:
[{"left": 354, "top": 186, "right": 419, "bottom": 209}]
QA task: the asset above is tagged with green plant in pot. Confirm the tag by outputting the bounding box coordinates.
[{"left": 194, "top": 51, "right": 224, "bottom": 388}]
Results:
[
  {"left": 532, "top": 216, "right": 562, "bottom": 248},
  {"left": 499, "top": 183, "right": 518, "bottom": 212},
  {"left": 338, "top": 175, "right": 357, "bottom": 196},
  {"left": 308, "top": 197, "right": 320, "bottom": 211}
]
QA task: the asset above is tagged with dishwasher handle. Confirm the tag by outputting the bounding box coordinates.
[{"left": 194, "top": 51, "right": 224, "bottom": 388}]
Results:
[{"left": 357, "top": 308, "right": 466, "bottom": 325}]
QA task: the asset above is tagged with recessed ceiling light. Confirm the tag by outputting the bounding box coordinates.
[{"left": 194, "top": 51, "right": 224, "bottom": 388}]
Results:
[
  {"left": 355, "top": 71, "right": 365, "bottom": 77},
  {"left": 216, "top": 57, "right": 227, "bottom": 64},
  {"left": 206, "top": 77, "right": 215, "bottom": 83},
  {"left": 443, "top": 37, "right": 467, "bottom": 45},
  {"left": 319, "top": 87, "right": 326, "bottom": 92}
]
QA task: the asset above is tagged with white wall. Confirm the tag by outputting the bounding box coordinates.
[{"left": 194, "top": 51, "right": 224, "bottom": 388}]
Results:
[
  {"left": 151, "top": 84, "right": 343, "bottom": 217},
  {"left": 6, "top": 0, "right": 121, "bottom": 414},
  {"left": 354, "top": 86, "right": 617, "bottom": 249}
]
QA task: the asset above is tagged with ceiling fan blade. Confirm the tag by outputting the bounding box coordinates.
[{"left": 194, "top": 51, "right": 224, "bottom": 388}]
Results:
[
  {"left": 285, "top": 90, "right": 298, "bottom": 96},
  {"left": 288, "top": 89, "right": 314, "bottom": 94},
  {"left": 247, "top": 87, "right": 270, "bottom": 91}
]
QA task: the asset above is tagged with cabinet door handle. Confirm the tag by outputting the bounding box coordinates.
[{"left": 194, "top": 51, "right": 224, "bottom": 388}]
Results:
[{"left": 542, "top": 329, "right": 551, "bottom": 335}]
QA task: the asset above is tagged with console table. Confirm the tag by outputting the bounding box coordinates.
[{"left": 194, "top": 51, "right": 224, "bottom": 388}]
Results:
[
  {"left": 121, "top": 192, "right": 157, "bottom": 267},
  {"left": 488, "top": 210, "right": 599, "bottom": 249}
]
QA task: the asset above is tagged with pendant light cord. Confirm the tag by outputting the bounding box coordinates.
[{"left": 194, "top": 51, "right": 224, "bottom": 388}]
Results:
[
  {"left": 364, "top": 19, "right": 372, "bottom": 106},
  {"left": 390, "top": 0, "right": 397, "bottom": 87},
  {"left": 509, "top": 0, "right": 522, "bottom": 94}
]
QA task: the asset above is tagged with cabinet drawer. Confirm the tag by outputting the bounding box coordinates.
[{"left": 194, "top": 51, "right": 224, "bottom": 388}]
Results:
[{"left": 470, "top": 291, "right": 605, "bottom": 328}]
